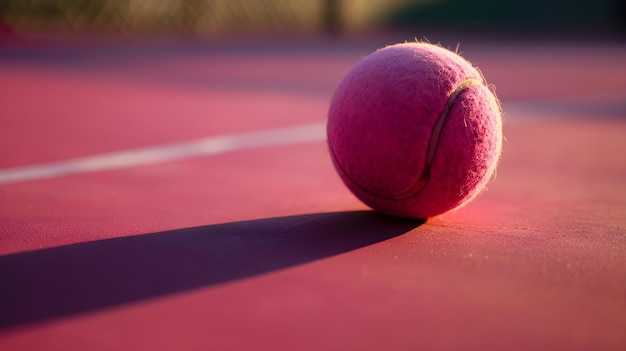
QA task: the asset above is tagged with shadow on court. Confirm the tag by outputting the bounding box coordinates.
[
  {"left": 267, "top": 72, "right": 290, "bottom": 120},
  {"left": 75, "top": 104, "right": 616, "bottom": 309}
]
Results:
[{"left": 0, "top": 211, "right": 423, "bottom": 329}]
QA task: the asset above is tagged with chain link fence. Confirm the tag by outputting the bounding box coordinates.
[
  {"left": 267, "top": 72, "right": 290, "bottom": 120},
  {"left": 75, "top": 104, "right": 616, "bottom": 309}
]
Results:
[
  {"left": 0, "top": 0, "right": 413, "bottom": 36},
  {"left": 2, "top": 0, "right": 621, "bottom": 37},
  {"left": 0, "top": 0, "right": 348, "bottom": 35}
]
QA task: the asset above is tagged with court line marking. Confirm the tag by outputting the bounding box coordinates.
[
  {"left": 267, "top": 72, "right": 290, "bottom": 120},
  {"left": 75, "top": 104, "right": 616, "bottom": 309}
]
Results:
[
  {"left": 0, "top": 122, "right": 327, "bottom": 185},
  {"left": 502, "top": 91, "right": 626, "bottom": 123},
  {"left": 1, "top": 91, "right": 624, "bottom": 185}
]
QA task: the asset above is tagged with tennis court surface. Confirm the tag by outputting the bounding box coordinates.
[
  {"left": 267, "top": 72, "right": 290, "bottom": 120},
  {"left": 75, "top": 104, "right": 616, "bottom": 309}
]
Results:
[{"left": 1, "top": 33, "right": 625, "bottom": 350}]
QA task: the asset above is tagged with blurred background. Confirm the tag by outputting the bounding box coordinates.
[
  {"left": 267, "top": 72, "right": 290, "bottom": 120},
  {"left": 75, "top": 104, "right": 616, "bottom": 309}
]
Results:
[{"left": 0, "top": 0, "right": 624, "bottom": 39}]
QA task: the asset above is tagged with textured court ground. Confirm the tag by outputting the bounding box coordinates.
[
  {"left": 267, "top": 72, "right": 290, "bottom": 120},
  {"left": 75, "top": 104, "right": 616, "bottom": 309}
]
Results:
[{"left": 0, "top": 35, "right": 625, "bottom": 350}]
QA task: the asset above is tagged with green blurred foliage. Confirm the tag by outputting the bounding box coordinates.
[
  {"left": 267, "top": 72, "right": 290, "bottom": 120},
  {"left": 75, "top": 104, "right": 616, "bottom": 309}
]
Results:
[{"left": 387, "top": 0, "right": 624, "bottom": 30}]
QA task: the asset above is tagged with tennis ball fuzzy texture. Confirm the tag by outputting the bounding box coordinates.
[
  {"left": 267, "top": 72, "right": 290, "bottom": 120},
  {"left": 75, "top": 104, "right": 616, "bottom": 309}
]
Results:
[{"left": 327, "top": 42, "right": 503, "bottom": 219}]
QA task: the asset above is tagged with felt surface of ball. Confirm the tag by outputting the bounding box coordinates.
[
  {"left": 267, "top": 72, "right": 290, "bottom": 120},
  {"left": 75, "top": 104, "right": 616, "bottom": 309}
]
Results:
[{"left": 327, "top": 42, "right": 503, "bottom": 219}]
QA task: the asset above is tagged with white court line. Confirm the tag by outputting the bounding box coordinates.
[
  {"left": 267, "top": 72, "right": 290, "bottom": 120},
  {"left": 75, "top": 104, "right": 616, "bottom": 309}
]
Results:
[
  {"left": 0, "top": 122, "right": 327, "bottom": 185},
  {"left": 502, "top": 91, "right": 626, "bottom": 123},
  {"left": 2, "top": 91, "right": 624, "bottom": 185}
]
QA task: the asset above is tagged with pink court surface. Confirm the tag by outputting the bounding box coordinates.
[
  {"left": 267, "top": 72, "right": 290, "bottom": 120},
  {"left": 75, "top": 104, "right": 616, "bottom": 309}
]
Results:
[{"left": 0, "top": 34, "right": 625, "bottom": 350}]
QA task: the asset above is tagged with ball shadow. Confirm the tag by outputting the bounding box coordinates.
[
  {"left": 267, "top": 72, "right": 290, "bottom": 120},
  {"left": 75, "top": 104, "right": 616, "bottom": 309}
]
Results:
[{"left": 0, "top": 210, "right": 423, "bottom": 330}]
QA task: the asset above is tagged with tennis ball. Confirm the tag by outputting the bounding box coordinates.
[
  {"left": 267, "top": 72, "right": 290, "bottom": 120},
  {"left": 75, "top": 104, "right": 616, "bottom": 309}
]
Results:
[{"left": 327, "top": 42, "right": 502, "bottom": 219}]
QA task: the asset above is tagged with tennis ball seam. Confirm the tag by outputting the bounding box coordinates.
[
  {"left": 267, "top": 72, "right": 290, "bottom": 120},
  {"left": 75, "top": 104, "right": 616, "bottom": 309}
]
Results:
[
  {"left": 329, "top": 77, "right": 484, "bottom": 201},
  {"left": 405, "top": 77, "right": 483, "bottom": 196}
]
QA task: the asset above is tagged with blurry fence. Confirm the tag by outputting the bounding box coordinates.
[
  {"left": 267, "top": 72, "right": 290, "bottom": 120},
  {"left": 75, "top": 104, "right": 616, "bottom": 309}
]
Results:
[
  {"left": 0, "top": 0, "right": 338, "bottom": 35},
  {"left": 1, "top": 0, "right": 623, "bottom": 36}
]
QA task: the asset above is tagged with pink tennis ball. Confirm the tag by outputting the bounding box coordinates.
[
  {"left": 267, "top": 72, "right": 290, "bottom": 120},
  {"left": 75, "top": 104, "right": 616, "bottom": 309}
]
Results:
[{"left": 327, "top": 42, "right": 503, "bottom": 219}]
